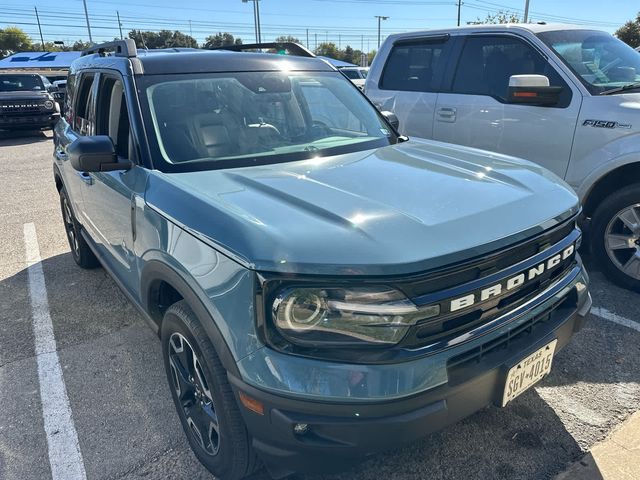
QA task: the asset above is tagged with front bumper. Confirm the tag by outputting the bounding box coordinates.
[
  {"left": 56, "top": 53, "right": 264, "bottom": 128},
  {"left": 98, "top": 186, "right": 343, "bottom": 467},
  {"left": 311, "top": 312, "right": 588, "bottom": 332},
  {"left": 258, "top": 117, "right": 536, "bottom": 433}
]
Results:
[
  {"left": 0, "top": 113, "right": 59, "bottom": 130},
  {"left": 230, "top": 267, "right": 591, "bottom": 478}
]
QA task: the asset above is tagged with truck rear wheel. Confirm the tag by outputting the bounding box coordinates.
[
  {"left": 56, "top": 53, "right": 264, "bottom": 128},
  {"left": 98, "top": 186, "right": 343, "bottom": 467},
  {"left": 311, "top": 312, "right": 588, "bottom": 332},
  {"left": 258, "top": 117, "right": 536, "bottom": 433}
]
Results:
[
  {"left": 591, "top": 183, "right": 640, "bottom": 292},
  {"left": 59, "top": 187, "right": 100, "bottom": 269}
]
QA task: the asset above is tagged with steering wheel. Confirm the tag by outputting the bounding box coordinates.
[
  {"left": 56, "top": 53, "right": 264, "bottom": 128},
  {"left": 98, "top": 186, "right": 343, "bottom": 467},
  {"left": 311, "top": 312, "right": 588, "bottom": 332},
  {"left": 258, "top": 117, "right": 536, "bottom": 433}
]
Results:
[{"left": 310, "top": 120, "right": 333, "bottom": 137}]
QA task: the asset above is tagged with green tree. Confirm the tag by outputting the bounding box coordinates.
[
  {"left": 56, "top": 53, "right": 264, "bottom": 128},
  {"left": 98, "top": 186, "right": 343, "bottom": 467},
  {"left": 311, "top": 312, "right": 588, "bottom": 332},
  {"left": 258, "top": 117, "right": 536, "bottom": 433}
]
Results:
[
  {"left": 71, "top": 40, "right": 93, "bottom": 51},
  {"left": 314, "top": 42, "right": 340, "bottom": 58},
  {"left": 274, "top": 35, "right": 300, "bottom": 44},
  {"left": 203, "top": 32, "right": 242, "bottom": 49},
  {"left": 128, "top": 29, "right": 197, "bottom": 49},
  {"left": 341, "top": 45, "right": 355, "bottom": 64},
  {"left": 615, "top": 13, "right": 640, "bottom": 48},
  {"left": 367, "top": 49, "right": 377, "bottom": 65},
  {"left": 468, "top": 10, "right": 521, "bottom": 25},
  {"left": 0, "top": 26, "right": 32, "bottom": 58}
]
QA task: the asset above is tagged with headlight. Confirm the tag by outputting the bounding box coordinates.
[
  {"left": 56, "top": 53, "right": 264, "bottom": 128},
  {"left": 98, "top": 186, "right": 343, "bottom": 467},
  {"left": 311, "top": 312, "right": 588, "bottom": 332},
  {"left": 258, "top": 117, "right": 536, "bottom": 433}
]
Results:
[
  {"left": 43, "top": 100, "right": 54, "bottom": 110},
  {"left": 272, "top": 286, "right": 440, "bottom": 347}
]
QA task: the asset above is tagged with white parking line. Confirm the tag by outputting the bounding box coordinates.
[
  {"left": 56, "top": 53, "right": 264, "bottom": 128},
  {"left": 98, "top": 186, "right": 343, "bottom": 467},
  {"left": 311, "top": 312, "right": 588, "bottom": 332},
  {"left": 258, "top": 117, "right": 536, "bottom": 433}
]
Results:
[
  {"left": 24, "top": 223, "right": 87, "bottom": 480},
  {"left": 591, "top": 306, "right": 640, "bottom": 333}
]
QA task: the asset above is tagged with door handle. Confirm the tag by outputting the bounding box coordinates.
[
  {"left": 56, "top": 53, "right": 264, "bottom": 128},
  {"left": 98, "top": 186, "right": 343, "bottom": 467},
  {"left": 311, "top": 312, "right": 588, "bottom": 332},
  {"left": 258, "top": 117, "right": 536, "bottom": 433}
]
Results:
[
  {"left": 54, "top": 149, "right": 67, "bottom": 161},
  {"left": 437, "top": 107, "right": 457, "bottom": 123},
  {"left": 77, "top": 171, "right": 94, "bottom": 185}
]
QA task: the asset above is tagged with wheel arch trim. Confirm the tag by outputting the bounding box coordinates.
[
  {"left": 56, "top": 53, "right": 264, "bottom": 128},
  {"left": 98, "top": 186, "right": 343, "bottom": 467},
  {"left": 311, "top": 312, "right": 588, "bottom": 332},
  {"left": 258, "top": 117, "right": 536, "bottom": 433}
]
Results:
[
  {"left": 579, "top": 157, "right": 640, "bottom": 217},
  {"left": 139, "top": 257, "right": 241, "bottom": 377}
]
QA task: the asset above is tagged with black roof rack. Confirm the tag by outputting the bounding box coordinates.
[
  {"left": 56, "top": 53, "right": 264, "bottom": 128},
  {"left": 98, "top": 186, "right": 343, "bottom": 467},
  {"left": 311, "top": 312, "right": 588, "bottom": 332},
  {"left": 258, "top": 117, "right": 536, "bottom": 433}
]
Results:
[
  {"left": 209, "top": 42, "right": 315, "bottom": 58},
  {"left": 81, "top": 39, "right": 137, "bottom": 58}
]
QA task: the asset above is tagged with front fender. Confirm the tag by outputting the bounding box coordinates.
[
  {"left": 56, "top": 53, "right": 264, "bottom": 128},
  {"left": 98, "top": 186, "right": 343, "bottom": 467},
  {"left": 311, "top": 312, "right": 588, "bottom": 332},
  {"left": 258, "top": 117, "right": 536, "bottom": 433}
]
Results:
[{"left": 137, "top": 207, "right": 262, "bottom": 376}]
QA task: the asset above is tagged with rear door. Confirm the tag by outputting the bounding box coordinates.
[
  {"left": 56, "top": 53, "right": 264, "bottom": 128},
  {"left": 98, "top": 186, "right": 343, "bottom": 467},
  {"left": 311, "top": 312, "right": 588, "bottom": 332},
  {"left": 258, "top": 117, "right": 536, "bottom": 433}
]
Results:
[
  {"left": 366, "top": 35, "right": 453, "bottom": 138},
  {"left": 54, "top": 71, "right": 97, "bottom": 220},
  {"left": 432, "top": 34, "right": 581, "bottom": 178}
]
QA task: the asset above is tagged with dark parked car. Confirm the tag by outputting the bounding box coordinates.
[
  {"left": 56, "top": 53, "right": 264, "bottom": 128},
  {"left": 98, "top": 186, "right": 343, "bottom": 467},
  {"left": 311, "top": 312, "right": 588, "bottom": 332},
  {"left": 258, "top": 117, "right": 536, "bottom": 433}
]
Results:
[
  {"left": 0, "top": 73, "right": 60, "bottom": 130},
  {"left": 53, "top": 40, "right": 591, "bottom": 479}
]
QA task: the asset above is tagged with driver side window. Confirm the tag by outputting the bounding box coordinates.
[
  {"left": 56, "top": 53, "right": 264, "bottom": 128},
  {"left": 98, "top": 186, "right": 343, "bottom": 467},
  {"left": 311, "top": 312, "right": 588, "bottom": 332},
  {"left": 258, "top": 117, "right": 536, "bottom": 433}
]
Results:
[
  {"left": 452, "top": 35, "right": 572, "bottom": 106},
  {"left": 95, "top": 75, "right": 134, "bottom": 161}
]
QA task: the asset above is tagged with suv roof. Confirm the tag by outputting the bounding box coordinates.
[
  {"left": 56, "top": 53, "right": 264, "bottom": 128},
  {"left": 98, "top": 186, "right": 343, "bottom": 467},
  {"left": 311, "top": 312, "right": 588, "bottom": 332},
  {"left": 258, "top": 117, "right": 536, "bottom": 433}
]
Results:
[
  {"left": 385, "top": 22, "right": 595, "bottom": 41},
  {"left": 75, "top": 40, "right": 335, "bottom": 75}
]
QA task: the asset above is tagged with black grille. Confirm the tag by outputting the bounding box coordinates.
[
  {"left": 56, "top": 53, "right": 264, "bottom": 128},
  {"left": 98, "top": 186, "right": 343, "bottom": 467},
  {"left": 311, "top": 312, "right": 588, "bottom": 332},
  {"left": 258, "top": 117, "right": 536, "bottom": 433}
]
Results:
[
  {"left": 446, "top": 288, "right": 577, "bottom": 385},
  {"left": 397, "top": 218, "right": 579, "bottom": 349},
  {"left": 0, "top": 100, "right": 44, "bottom": 114},
  {"left": 397, "top": 219, "right": 575, "bottom": 298}
]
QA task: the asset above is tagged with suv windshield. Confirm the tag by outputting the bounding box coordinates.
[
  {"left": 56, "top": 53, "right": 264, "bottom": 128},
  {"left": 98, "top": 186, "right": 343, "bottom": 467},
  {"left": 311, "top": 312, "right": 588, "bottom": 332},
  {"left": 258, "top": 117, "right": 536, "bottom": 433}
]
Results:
[
  {"left": 0, "top": 74, "right": 45, "bottom": 92},
  {"left": 141, "top": 71, "right": 396, "bottom": 171},
  {"left": 538, "top": 30, "right": 640, "bottom": 95}
]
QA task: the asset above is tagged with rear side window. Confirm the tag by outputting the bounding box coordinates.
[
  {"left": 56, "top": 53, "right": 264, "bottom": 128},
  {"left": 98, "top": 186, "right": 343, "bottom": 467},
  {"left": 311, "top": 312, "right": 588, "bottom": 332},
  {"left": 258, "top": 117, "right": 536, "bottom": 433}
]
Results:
[
  {"left": 451, "top": 35, "right": 572, "bottom": 106},
  {"left": 74, "top": 73, "right": 95, "bottom": 135},
  {"left": 64, "top": 74, "right": 76, "bottom": 124},
  {"left": 380, "top": 39, "right": 447, "bottom": 92}
]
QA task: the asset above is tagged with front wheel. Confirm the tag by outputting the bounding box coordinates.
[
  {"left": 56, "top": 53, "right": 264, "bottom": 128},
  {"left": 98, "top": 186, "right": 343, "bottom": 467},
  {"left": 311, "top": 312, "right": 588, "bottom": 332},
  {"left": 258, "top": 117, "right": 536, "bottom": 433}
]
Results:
[
  {"left": 161, "top": 301, "right": 259, "bottom": 480},
  {"left": 591, "top": 183, "right": 640, "bottom": 291}
]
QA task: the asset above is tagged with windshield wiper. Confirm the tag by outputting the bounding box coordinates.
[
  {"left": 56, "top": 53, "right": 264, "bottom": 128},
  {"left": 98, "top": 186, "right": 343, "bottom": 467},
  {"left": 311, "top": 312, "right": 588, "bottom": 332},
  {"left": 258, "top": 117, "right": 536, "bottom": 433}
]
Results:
[{"left": 600, "top": 82, "right": 640, "bottom": 95}]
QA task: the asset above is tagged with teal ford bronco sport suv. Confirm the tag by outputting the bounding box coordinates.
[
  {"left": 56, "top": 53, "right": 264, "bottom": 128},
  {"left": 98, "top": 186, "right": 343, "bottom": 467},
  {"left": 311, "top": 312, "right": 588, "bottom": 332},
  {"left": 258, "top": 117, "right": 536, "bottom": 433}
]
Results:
[{"left": 53, "top": 40, "right": 591, "bottom": 479}]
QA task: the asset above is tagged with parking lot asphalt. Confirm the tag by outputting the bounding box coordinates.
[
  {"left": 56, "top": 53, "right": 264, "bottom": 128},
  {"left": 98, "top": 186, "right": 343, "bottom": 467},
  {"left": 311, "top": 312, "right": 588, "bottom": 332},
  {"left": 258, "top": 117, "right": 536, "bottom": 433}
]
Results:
[{"left": 0, "top": 130, "right": 639, "bottom": 480}]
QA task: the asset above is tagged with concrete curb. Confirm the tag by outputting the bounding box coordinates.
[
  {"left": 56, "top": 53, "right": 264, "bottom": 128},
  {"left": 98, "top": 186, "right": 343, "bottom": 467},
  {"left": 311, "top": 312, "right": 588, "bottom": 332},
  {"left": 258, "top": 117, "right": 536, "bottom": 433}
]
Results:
[{"left": 555, "top": 411, "right": 640, "bottom": 480}]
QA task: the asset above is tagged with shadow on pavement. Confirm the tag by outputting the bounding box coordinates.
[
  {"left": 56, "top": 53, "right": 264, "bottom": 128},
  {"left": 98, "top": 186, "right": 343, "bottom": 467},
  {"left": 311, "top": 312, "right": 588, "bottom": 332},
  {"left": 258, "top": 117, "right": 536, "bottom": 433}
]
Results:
[{"left": 0, "top": 129, "right": 50, "bottom": 146}]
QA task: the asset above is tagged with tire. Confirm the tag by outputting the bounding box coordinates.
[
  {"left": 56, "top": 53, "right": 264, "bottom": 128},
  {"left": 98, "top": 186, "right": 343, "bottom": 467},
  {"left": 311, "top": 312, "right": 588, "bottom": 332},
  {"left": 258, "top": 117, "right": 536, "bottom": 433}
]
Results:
[
  {"left": 161, "top": 301, "right": 259, "bottom": 480},
  {"left": 59, "top": 187, "right": 100, "bottom": 269},
  {"left": 591, "top": 183, "right": 640, "bottom": 292}
]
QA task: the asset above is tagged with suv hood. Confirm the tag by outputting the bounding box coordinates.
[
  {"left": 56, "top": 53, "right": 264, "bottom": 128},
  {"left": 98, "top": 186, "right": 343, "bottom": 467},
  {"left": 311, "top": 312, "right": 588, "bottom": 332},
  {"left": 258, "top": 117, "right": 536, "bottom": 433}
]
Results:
[{"left": 146, "top": 139, "right": 579, "bottom": 275}]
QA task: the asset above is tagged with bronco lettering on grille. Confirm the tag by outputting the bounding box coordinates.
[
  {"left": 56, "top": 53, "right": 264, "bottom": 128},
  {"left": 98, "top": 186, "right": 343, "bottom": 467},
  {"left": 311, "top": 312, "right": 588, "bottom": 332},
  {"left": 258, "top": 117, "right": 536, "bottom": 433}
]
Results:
[{"left": 450, "top": 244, "right": 575, "bottom": 312}]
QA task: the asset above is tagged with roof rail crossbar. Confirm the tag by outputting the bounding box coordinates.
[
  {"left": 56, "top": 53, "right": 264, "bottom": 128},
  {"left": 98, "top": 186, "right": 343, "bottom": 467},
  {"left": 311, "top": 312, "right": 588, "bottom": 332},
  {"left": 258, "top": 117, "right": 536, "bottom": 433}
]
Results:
[
  {"left": 82, "top": 39, "right": 137, "bottom": 58},
  {"left": 210, "top": 42, "right": 315, "bottom": 58}
]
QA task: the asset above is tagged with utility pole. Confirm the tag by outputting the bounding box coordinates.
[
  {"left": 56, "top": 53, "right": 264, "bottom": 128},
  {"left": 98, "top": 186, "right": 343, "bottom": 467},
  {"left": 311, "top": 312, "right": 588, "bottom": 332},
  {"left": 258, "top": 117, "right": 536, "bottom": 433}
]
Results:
[
  {"left": 306, "top": 28, "right": 309, "bottom": 48},
  {"left": 34, "top": 7, "right": 45, "bottom": 50},
  {"left": 117, "top": 11, "right": 123, "bottom": 39},
  {"left": 242, "top": 0, "right": 261, "bottom": 43},
  {"left": 188, "top": 20, "right": 193, "bottom": 37},
  {"left": 524, "top": 0, "right": 530, "bottom": 22},
  {"left": 255, "top": 0, "right": 261, "bottom": 43},
  {"left": 457, "top": 0, "right": 462, "bottom": 26},
  {"left": 82, "top": 0, "right": 93, "bottom": 43},
  {"left": 314, "top": 32, "right": 317, "bottom": 51},
  {"left": 338, "top": 33, "right": 341, "bottom": 49},
  {"left": 374, "top": 16, "right": 389, "bottom": 49}
]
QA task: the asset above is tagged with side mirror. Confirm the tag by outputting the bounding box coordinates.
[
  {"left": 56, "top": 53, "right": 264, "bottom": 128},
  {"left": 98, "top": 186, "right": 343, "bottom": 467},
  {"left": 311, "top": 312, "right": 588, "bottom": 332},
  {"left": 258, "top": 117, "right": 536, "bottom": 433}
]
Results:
[
  {"left": 47, "top": 84, "right": 59, "bottom": 93},
  {"left": 507, "top": 75, "right": 562, "bottom": 106},
  {"left": 68, "top": 136, "right": 130, "bottom": 172},
  {"left": 381, "top": 110, "right": 400, "bottom": 131}
]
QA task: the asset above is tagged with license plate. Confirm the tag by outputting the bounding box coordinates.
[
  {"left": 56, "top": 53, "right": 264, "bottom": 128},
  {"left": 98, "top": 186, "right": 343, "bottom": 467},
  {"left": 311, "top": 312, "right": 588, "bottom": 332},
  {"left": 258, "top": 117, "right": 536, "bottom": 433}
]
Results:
[{"left": 501, "top": 339, "right": 557, "bottom": 407}]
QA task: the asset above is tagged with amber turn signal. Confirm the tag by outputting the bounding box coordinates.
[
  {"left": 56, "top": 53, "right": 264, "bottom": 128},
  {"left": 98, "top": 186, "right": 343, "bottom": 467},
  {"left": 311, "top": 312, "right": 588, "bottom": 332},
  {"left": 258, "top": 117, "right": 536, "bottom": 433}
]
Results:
[{"left": 238, "top": 391, "right": 265, "bottom": 415}]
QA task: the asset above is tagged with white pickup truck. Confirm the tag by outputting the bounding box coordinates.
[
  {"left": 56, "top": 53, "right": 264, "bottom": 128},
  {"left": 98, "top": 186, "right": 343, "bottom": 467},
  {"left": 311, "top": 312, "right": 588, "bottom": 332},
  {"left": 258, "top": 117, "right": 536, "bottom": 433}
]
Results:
[{"left": 366, "top": 23, "right": 640, "bottom": 291}]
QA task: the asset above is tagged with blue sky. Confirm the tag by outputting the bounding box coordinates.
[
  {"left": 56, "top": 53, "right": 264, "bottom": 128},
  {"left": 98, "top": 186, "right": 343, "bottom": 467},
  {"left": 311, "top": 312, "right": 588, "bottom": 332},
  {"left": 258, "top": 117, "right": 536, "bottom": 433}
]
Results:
[{"left": 1, "top": 0, "right": 636, "bottom": 52}]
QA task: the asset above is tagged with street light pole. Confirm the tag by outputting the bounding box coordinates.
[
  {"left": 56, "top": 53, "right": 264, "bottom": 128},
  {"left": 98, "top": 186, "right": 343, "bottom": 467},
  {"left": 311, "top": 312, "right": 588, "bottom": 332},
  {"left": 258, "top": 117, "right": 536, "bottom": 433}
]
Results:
[
  {"left": 374, "top": 15, "right": 389, "bottom": 49},
  {"left": 82, "top": 0, "right": 93, "bottom": 43},
  {"left": 524, "top": 0, "right": 530, "bottom": 22},
  {"left": 457, "top": 0, "right": 462, "bottom": 26}
]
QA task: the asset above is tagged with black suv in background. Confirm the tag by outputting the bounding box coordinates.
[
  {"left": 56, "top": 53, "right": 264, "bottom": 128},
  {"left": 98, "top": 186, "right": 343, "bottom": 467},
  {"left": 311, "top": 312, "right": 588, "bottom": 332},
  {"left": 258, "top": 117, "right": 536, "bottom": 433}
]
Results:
[{"left": 0, "top": 73, "right": 60, "bottom": 131}]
